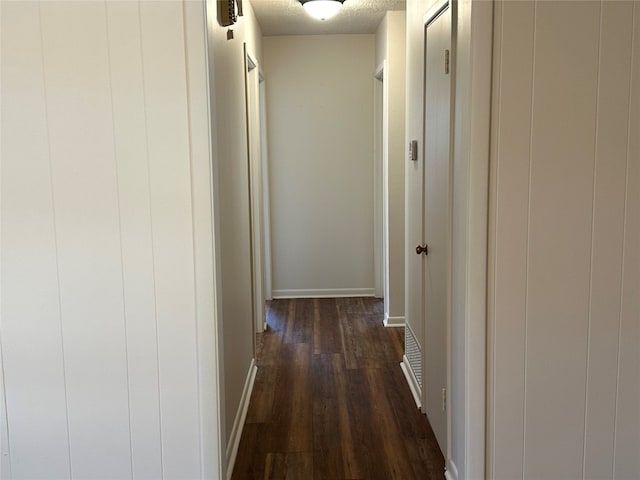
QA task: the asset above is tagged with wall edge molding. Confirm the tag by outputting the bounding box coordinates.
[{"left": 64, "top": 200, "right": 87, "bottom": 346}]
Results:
[{"left": 225, "top": 358, "right": 257, "bottom": 480}]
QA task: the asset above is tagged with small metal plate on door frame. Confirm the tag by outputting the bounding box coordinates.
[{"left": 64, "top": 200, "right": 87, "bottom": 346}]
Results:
[{"left": 409, "top": 140, "right": 418, "bottom": 161}]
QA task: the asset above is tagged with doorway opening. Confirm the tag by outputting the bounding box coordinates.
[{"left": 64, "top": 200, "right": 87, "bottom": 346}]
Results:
[
  {"left": 374, "top": 63, "right": 389, "bottom": 322},
  {"left": 245, "top": 45, "right": 270, "bottom": 341}
]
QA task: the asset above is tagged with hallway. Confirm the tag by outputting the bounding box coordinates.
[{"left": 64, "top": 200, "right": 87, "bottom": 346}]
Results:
[{"left": 231, "top": 298, "right": 445, "bottom": 479}]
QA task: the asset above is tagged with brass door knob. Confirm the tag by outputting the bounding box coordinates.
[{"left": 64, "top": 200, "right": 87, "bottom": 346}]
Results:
[{"left": 416, "top": 244, "right": 428, "bottom": 255}]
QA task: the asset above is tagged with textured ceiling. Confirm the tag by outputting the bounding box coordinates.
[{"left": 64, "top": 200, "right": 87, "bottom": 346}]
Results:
[{"left": 250, "top": 0, "right": 406, "bottom": 36}]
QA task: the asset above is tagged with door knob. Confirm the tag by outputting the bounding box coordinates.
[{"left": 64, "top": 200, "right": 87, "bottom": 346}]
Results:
[{"left": 416, "top": 244, "right": 428, "bottom": 255}]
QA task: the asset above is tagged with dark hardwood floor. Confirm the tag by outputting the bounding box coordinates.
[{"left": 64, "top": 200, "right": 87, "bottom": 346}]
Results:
[{"left": 231, "top": 297, "right": 445, "bottom": 480}]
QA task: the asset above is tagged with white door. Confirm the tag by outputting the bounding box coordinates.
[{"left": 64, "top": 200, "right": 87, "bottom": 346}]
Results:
[{"left": 421, "top": 4, "right": 452, "bottom": 451}]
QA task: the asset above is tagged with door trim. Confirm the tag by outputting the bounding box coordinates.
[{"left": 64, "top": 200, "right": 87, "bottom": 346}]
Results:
[
  {"left": 374, "top": 61, "right": 390, "bottom": 322},
  {"left": 259, "top": 75, "right": 273, "bottom": 303},
  {"left": 244, "top": 46, "right": 266, "bottom": 337},
  {"left": 420, "top": 1, "right": 493, "bottom": 479},
  {"left": 461, "top": 2, "right": 492, "bottom": 478},
  {"left": 424, "top": 0, "right": 450, "bottom": 28},
  {"left": 373, "top": 62, "right": 384, "bottom": 301}
]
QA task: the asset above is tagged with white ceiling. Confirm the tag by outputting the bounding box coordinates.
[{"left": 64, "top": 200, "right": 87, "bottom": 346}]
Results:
[{"left": 249, "top": 0, "right": 406, "bottom": 36}]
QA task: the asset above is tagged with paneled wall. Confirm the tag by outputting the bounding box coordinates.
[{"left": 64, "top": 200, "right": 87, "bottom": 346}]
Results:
[
  {"left": 1, "top": 1, "right": 219, "bottom": 478},
  {"left": 488, "top": 1, "right": 639, "bottom": 479}
]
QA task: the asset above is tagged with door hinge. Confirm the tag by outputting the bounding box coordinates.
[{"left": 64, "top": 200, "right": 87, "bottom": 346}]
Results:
[
  {"left": 442, "top": 388, "right": 447, "bottom": 411},
  {"left": 445, "top": 49, "right": 450, "bottom": 74}
]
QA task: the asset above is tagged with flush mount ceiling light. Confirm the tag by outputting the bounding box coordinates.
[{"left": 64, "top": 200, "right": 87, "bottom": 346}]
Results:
[{"left": 300, "top": 0, "right": 345, "bottom": 21}]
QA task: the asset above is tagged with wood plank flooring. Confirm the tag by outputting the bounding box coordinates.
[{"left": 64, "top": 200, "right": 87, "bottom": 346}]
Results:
[{"left": 231, "top": 297, "right": 445, "bottom": 480}]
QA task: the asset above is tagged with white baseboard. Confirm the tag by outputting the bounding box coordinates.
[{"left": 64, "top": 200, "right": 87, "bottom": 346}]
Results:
[
  {"left": 225, "top": 358, "right": 257, "bottom": 480},
  {"left": 400, "top": 355, "right": 422, "bottom": 409},
  {"left": 384, "top": 315, "right": 405, "bottom": 327},
  {"left": 445, "top": 458, "right": 459, "bottom": 480},
  {"left": 272, "top": 288, "right": 375, "bottom": 299}
]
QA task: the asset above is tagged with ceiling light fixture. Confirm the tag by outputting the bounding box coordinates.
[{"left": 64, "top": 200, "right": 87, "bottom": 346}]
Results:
[{"left": 300, "top": 0, "right": 345, "bottom": 21}]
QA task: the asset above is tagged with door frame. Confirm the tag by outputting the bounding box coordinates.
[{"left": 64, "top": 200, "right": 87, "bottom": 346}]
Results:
[
  {"left": 420, "top": 1, "right": 493, "bottom": 479},
  {"left": 244, "top": 46, "right": 266, "bottom": 336},
  {"left": 374, "top": 62, "right": 390, "bottom": 320},
  {"left": 459, "top": 2, "right": 492, "bottom": 477}
]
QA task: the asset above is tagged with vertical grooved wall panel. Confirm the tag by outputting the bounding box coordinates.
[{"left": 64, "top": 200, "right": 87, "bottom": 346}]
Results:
[
  {"left": 105, "top": 2, "right": 163, "bottom": 478},
  {"left": 613, "top": 4, "right": 640, "bottom": 478},
  {"left": 489, "top": 2, "right": 640, "bottom": 479},
  {"left": 1, "top": 1, "right": 213, "bottom": 478},
  {"left": 138, "top": 2, "right": 201, "bottom": 477},
  {"left": 183, "top": 0, "right": 221, "bottom": 475},
  {"left": 0, "top": 2, "right": 72, "bottom": 477},
  {"left": 490, "top": 2, "right": 535, "bottom": 477},
  {"left": 583, "top": 2, "right": 634, "bottom": 478},
  {"left": 39, "top": 1, "right": 133, "bottom": 476},
  {"left": 524, "top": 3, "right": 600, "bottom": 477}
]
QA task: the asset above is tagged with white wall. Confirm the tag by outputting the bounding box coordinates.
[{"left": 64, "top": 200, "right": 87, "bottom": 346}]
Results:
[
  {"left": 1, "top": 1, "right": 220, "bottom": 478},
  {"left": 375, "top": 15, "right": 387, "bottom": 67},
  {"left": 264, "top": 35, "right": 376, "bottom": 298},
  {"left": 375, "top": 11, "right": 406, "bottom": 323},
  {"left": 487, "top": 2, "right": 639, "bottom": 479},
  {"left": 205, "top": 0, "right": 263, "bottom": 470}
]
